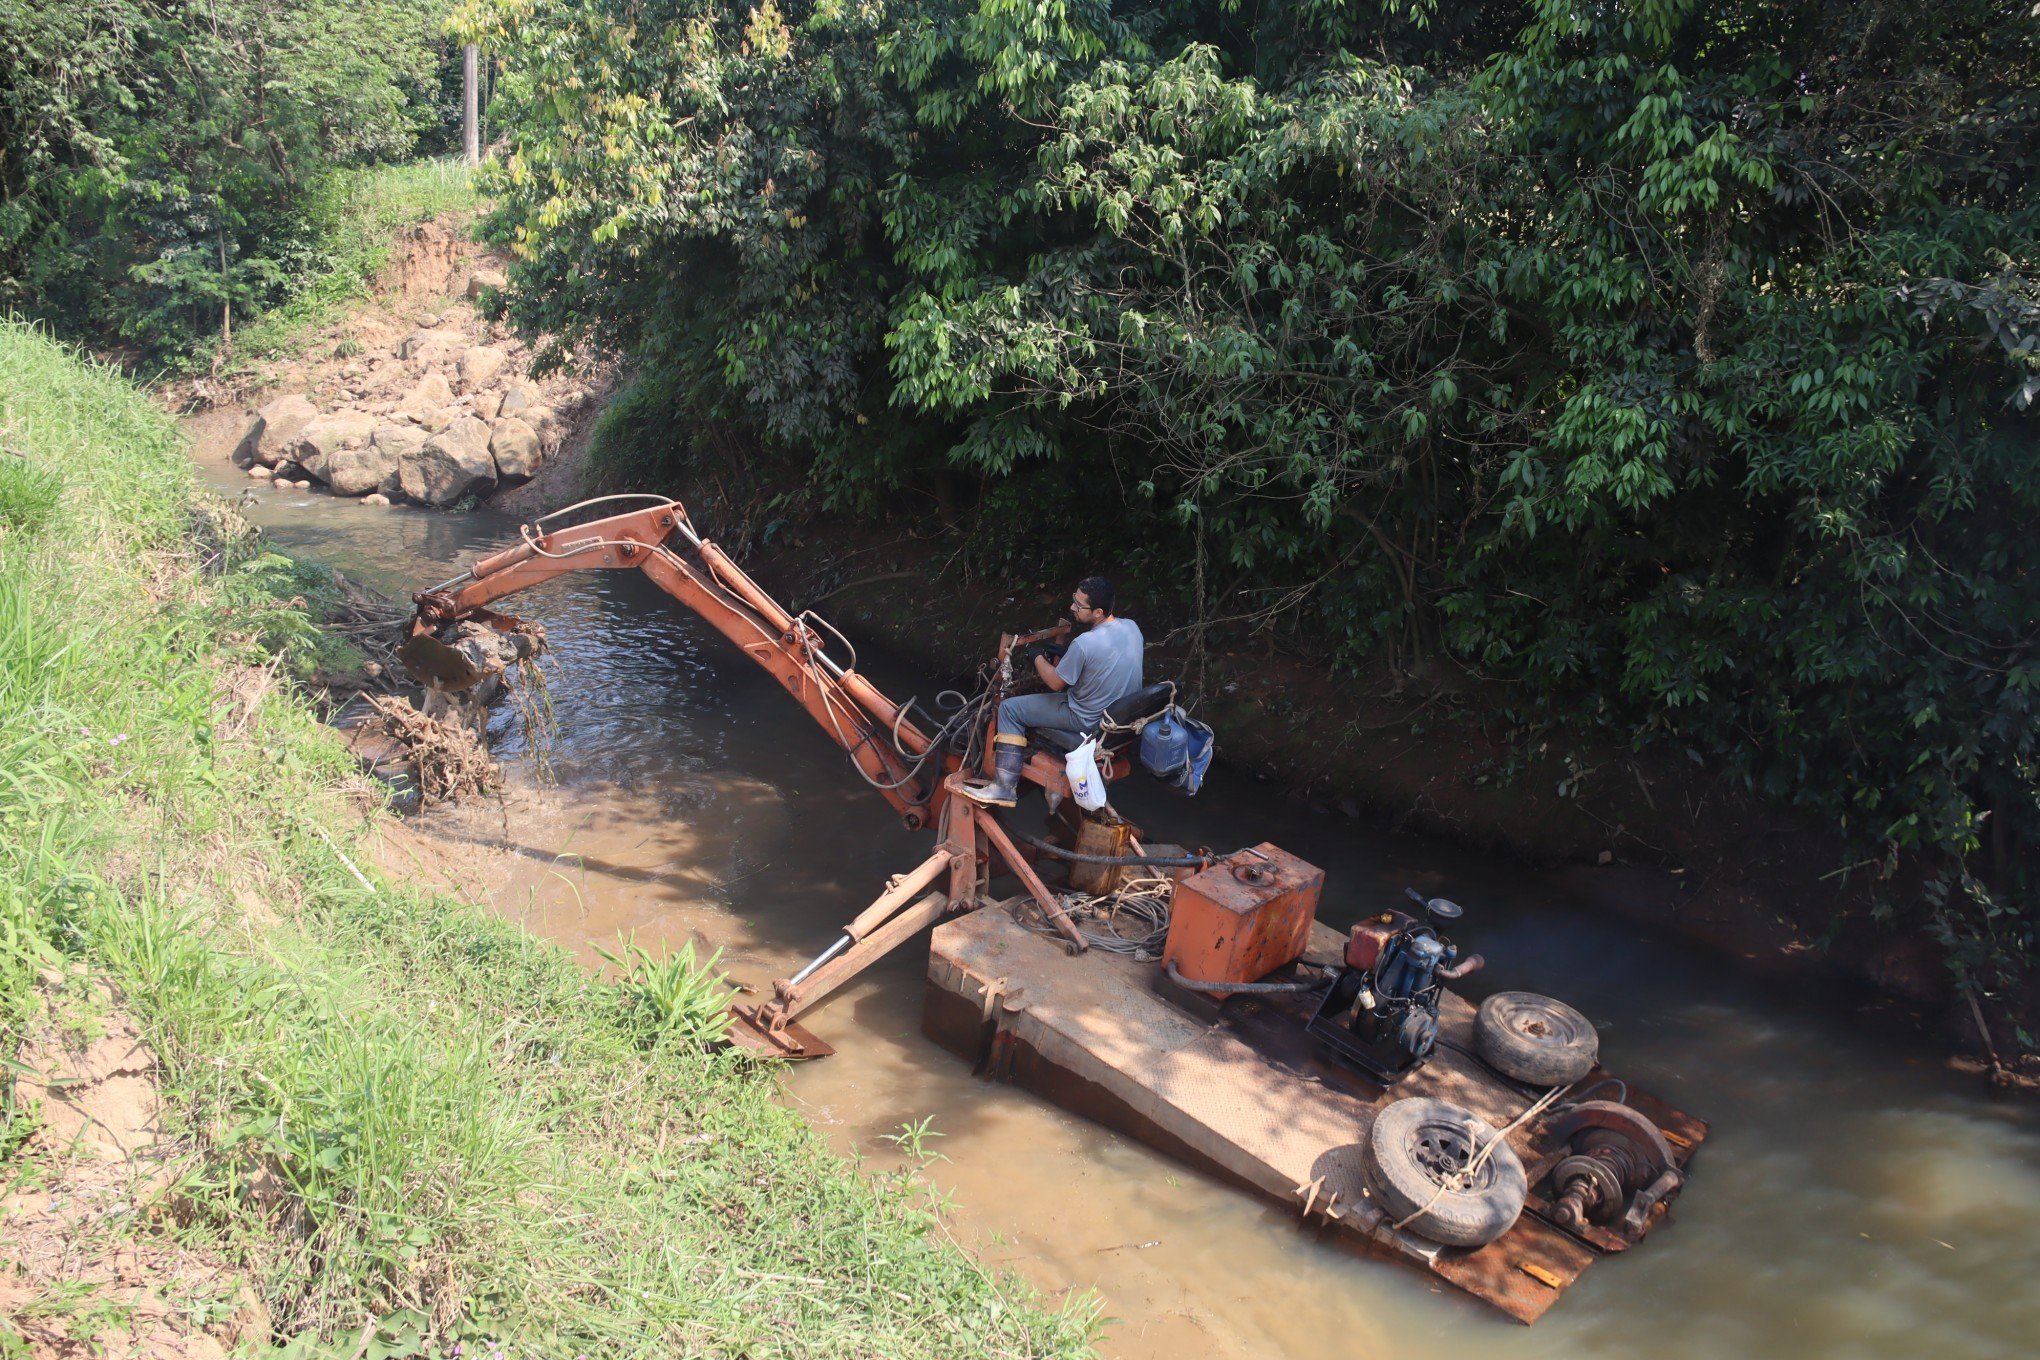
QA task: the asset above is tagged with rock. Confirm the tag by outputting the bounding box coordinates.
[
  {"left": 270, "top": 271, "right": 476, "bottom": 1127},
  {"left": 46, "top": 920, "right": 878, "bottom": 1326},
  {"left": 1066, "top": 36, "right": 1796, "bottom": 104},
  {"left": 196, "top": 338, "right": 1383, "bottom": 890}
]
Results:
[
  {"left": 292, "top": 479, "right": 312, "bottom": 490},
  {"left": 399, "top": 416, "right": 497, "bottom": 507},
  {"left": 398, "top": 372, "right": 454, "bottom": 420},
  {"left": 498, "top": 381, "right": 542, "bottom": 416},
  {"left": 311, "top": 423, "right": 419, "bottom": 497},
  {"left": 362, "top": 493, "right": 392, "bottom": 506},
  {"left": 397, "top": 327, "right": 465, "bottom": 365},
  {"left": 423, "top": 406, "right": 463, "bottom": 433},
  {"left": 457, "top": 345, "right": 508, "bottom": 388},
  {"left": 247, "top": 464, "right": 273, "bottom": 479},
  {"left": 287, "top": 411, "right": 378, "bottom": 481},
  {"left": 490, "top": 416, "right": 542, "bottom": 481},
  {"left": 233, "top": 393, "right": 319, "bottom": 467},
  {"left": 227, "top": 413, "right": 265, "bottom": 467},
  {"left": 471, "top": 389, "right": 503, "bottom": 421},
  {"left": 466, "top": 268, "right": 508, "bottom": 300},
  {"left": 522, "top": 404, "right": 559, "bottom": 436}
]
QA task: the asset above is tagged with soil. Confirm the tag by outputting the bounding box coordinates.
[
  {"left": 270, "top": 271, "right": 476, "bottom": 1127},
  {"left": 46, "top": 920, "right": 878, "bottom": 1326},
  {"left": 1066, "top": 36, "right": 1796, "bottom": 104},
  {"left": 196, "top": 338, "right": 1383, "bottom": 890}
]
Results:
[{"left": 2, "top": 976, "right": 268, "bottom": 1360}]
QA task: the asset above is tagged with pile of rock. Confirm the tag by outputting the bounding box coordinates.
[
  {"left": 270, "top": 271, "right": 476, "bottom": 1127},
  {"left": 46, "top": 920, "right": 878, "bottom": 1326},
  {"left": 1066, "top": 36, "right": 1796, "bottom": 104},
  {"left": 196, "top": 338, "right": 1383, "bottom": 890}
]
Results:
[{"left": 229, "top": 296, "right": 583, "bottom": 508}]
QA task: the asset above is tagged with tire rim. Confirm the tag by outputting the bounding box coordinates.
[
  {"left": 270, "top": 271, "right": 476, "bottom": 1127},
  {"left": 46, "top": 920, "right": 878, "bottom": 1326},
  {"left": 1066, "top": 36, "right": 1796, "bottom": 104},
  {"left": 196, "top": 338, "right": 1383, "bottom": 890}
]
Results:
[
  {"left": 1509, "top": 1000, "right": 1592, "bottom": 1049},
  {"left": 1407, "top": 1117, "right": 1499, "bottom": 1192}
]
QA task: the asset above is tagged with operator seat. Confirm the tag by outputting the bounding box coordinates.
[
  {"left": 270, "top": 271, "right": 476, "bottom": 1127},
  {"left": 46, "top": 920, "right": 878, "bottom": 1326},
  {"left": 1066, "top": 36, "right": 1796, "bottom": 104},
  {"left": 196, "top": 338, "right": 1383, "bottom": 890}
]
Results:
[{"left": 1028, "top": 681, "right": 1176, "bottom": 758}]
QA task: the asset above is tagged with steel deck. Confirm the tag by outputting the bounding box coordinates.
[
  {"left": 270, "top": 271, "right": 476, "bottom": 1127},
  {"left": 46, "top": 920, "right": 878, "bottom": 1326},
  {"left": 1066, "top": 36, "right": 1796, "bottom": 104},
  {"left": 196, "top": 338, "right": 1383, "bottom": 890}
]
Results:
[{"left": 923, "top": 904, "right": 1707, "bottom": 1323}]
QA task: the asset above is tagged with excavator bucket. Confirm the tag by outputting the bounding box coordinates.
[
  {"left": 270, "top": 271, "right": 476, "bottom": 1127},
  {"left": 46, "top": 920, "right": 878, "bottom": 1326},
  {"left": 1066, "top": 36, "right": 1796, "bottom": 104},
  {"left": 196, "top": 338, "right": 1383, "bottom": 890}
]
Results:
[
  {"left": 397, "top": 632, "right": 490, "bottom": 693},
  {"left": 724, "top": 1004, "right": 836, "bottom": 1060}
]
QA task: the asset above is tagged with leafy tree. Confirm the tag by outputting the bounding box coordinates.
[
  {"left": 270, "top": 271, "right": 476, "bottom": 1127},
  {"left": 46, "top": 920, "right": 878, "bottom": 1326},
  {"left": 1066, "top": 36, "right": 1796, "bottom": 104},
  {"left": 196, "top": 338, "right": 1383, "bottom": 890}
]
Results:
[
  {"left": 0, "top": 0, "right": 460, "bottom": 353},
  {"left": 471, "top": 0, "right": 2040, "bottom": 1006}
]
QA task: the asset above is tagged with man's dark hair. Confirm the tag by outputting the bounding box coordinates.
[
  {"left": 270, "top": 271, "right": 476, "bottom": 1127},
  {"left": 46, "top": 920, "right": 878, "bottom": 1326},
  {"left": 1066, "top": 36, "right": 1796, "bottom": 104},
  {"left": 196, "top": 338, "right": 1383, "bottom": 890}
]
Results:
[{"left": 1076, "top": 575, "right": 1115, "bottom": 614}]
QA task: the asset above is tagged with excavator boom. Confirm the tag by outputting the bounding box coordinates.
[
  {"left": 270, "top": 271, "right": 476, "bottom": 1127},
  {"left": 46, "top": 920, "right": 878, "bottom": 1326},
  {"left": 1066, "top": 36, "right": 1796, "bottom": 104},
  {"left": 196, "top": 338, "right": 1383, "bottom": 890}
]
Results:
[
  {"left": 402, "top": 494, "right": 1090, "bottom": 1057},
  {"left": 408, "top": 495, "right": 947, "bottom": 827}
]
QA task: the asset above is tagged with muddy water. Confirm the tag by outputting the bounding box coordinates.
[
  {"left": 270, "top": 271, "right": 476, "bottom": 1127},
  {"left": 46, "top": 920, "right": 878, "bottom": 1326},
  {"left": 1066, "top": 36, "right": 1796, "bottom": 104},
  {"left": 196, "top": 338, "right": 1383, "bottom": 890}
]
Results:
[{"left": 209, "top": 467, "right": 2040, "bottom": 1360}]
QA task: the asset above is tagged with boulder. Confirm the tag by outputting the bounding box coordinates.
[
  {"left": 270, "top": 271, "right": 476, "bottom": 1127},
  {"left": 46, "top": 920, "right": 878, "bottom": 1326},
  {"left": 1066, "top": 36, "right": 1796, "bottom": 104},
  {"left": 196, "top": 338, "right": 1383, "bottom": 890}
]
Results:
[
  {"left": 233, "top": 393, "right": 319, "bottom": 467},
  {"left": 489, "top": 417, "right": 542, "bottom": 481},
  {"left": 398, "top": 328, "right": 465, "bottom": 365},
  {"left": 498, "top": 381, "right": 542, "bottom": 416},
  {"left": 471, "top": 390, "right": 503, "bottom": 421},
  {"left": 398, "top": 372, "right": 454, "bottom": 420},
  {"left": 362, "top": 493, "right": 392, "bottom": 506},
  {"left": 399, "top": 417, "right": 497, "bottom": 507},
  {"left": 521, "top": 404, "right": 559, "bottom": 436},
  {"left": 466, "top": 268, "right": 508, "bottom": 300},
  {"left": 247, "top": 464, "right": 273, "bottom": 479},
  {"left": 457, "top": 345, "right": 508, "bottom": 388},
  {"left": 315, "top": 423, "right": 424, "bottom": 497},
  {"left": 287, "top": 411, "right": 378, "bottom": 480}
]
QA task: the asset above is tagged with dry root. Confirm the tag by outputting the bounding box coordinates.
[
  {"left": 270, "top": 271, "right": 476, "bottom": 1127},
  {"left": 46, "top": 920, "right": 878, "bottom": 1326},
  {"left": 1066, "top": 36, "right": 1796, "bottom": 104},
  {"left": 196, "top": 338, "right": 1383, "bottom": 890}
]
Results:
[
  {"left": 323, "top": 570, "right": 408, "bottom": 686},
  {"left": 361, "top": 694, "right": 499, "bottom": 805}
]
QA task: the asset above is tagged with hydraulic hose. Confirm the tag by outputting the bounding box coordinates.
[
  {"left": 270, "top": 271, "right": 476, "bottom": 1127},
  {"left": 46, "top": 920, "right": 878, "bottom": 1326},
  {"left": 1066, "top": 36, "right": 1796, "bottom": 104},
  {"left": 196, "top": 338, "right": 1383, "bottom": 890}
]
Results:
[
  {"left": 1017, "top": 833, "right": 1219, "bottom": 869},
  {"left": 1164, "top": 959, "right": 1331, "bottom": 995}
]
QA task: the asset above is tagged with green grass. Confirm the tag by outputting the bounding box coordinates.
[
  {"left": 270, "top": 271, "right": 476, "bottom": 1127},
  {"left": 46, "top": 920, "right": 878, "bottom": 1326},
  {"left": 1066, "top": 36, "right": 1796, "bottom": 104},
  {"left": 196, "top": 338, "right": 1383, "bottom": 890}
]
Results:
[
  {"left": 0, "top": 319, "right": 1098, "bottom": 1358},
  {"left": 189, "top": 159, "right": 480, "bottom": 376}
]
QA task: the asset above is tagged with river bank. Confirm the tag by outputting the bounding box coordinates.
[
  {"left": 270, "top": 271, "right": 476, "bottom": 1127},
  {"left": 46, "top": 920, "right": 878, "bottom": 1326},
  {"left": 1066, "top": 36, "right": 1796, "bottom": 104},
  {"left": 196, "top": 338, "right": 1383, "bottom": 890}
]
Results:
[{"left": 0, "top": 321, "right": 1095, "bottom": 1358}]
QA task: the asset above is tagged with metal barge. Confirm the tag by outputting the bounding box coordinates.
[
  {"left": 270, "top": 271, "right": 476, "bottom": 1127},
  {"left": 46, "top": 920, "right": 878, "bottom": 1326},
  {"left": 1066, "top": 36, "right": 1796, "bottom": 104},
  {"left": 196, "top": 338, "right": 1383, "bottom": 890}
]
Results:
[{"left": 923, "top": 902, "right": 1708, "bottom": 1324}]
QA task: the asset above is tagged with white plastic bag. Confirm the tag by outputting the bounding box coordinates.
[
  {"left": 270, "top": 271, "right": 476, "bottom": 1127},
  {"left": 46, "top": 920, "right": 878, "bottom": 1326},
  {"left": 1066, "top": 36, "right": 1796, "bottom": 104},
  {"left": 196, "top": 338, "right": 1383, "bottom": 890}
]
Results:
[{"left": 1064, "top": 736, "right": 1108, "bottom": 811}]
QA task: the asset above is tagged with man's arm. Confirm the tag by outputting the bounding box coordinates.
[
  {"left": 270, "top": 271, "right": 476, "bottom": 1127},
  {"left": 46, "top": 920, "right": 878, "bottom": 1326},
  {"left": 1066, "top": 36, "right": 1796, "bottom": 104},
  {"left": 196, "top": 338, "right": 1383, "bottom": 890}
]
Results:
[{"left": 1034, "top": 651, "right": 1069, "bottom": 691}]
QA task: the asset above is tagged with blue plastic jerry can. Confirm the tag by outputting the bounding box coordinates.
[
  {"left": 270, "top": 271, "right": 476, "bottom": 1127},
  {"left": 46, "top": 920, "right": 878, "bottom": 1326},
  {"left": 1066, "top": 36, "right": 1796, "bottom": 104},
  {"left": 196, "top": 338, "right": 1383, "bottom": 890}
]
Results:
[{"left": 1140, "top": 710, "right": 1191, "bottom": 779}]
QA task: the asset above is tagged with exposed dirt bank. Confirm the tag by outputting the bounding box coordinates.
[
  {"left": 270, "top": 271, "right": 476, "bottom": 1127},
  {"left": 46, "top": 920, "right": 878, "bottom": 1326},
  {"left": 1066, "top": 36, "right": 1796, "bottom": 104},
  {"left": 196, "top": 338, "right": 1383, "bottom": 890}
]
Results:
[{"left": 3, "top": 978, "right": 267, "bottom": 1360}]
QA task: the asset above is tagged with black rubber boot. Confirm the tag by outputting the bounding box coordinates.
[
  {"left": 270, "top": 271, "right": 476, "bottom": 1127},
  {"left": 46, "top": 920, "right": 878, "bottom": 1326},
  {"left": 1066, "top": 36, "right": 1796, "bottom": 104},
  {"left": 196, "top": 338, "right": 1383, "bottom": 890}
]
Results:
[{"left": 963, "top": 742, "right": 1027, "bottom": 807}]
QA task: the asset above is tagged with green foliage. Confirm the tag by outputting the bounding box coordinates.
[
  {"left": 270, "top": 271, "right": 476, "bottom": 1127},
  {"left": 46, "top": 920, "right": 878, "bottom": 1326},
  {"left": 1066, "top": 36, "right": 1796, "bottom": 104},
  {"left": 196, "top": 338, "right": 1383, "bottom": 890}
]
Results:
[
  {"left": 0, "top": 1, "right": 463, "bottom": 355},
  {"left": 476, "top": 0, "right": 2040, "bottom": 989},
  {"left": 0, "top": 456, "right": 61, "bottom": 536},
  {"left": 209, "top": 158, "right": 478, "bottom": 372},
  {"left": 593, "top": 936, "right": 737, "bottom": 1049}
]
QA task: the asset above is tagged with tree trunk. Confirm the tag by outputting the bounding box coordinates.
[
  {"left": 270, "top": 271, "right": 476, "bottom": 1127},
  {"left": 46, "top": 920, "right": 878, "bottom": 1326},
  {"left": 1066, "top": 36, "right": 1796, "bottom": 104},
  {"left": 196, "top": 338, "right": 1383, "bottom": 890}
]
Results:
[{"left": 463, "top": 45, "right": 481, "bottom": 165}]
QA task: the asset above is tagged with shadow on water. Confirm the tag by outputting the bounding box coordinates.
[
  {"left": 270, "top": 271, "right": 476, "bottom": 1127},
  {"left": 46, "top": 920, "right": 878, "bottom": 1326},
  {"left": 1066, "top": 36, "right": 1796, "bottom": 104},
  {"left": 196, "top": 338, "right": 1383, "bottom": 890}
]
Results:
[{"left": 212, "top": 459, "right": 2040, "bottom": 1360}]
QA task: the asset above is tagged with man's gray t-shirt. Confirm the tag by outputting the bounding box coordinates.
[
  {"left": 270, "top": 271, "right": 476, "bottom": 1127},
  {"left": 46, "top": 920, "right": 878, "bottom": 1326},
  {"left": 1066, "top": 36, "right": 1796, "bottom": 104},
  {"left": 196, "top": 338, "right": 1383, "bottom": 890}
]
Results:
[{"left": 1056, "top": 617, "right": 1144, "bottom": 728}]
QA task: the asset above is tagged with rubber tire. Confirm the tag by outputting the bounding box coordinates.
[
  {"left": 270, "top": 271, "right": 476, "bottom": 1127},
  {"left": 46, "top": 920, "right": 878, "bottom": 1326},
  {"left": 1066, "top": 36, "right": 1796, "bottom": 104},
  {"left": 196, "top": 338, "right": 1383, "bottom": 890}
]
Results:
[
  {"left": 1475, "top": 990, "right": 1599, "bottom": 1086},
  {"left": 1362, "top": 1096, "right": 1527, "bottom": 1249}
]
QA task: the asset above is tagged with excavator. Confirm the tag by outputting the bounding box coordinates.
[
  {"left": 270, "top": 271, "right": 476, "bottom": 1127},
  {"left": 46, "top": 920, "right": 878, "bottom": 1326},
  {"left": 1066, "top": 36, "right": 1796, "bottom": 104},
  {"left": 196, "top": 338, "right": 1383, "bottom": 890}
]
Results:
[
  {"left": 398, "top": 493, "right": 1707, "bottom": 1321},
  {"left": 397, "top": 493, "right": 1178, "bottom": 1057}
]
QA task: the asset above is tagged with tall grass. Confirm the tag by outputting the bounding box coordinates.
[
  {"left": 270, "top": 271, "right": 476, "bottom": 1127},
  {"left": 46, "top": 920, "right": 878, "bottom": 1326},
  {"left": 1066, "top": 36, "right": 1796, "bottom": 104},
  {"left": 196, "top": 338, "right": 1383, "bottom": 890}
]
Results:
[{"left": 0, "top": 319, "right": 1098, "bottom": 1358}]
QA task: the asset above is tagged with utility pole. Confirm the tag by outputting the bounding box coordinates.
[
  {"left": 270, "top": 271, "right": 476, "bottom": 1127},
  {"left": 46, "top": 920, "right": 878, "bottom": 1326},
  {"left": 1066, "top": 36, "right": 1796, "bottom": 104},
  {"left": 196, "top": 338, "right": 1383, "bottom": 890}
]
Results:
[{"left": 462, "top": 44, "right": 480, "bottom": 165}]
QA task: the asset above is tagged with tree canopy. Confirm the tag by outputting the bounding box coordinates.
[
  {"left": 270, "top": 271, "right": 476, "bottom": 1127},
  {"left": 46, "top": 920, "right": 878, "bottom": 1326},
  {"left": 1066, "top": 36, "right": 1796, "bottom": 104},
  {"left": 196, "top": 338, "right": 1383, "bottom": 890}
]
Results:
[
  {"left": 468, "top": 0, "right": 2039, "bottom": 990},
  {"left": 0, "top": 0, "right": 461, "bottom": 352}
]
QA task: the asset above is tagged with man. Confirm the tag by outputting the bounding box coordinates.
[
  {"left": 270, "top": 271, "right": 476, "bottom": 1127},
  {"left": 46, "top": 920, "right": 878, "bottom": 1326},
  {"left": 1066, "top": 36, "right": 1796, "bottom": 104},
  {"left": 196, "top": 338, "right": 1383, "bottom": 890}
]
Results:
[{"left": 964, "top": 576, "right": 1144, "bottom": 807}]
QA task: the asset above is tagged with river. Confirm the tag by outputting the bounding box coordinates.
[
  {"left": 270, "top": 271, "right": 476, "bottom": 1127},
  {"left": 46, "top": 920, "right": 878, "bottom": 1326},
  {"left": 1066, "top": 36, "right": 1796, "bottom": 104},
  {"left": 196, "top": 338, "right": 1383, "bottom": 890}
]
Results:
[{"left": 202, "top": 465, "right": 2040, "bottom": 1360}]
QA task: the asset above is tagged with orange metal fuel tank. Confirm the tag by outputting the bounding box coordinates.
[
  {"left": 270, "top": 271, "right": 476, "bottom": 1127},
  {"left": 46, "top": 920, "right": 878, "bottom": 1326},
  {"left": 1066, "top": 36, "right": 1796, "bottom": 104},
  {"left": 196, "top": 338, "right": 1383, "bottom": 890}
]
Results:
[{"left": 1161, "top": 843, "right": 1325, "bottom": 986}]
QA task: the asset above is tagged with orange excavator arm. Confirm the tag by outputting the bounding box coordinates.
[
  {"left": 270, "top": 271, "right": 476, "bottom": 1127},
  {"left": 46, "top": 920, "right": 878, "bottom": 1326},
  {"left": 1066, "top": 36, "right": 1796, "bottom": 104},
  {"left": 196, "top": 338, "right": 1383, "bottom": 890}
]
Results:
[
  {"left": 404, "top": 493, "right": 1091, "bottom": 1057},
  {"left": 406, "top": 495, "right": 951, "bottom": 828}
]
